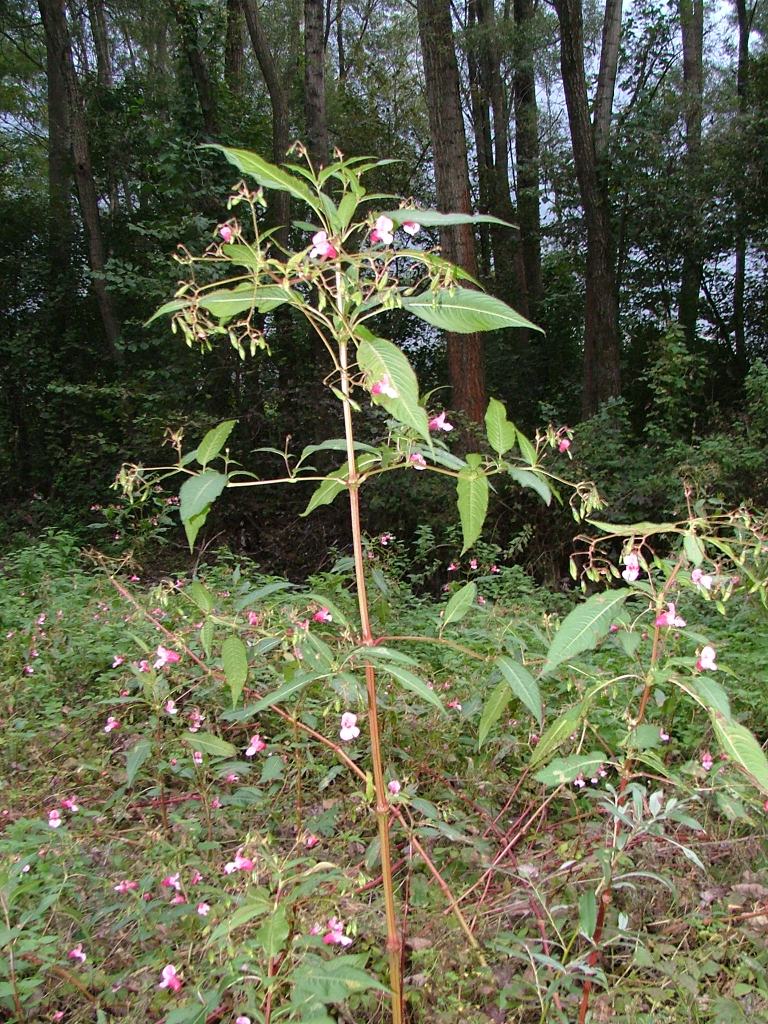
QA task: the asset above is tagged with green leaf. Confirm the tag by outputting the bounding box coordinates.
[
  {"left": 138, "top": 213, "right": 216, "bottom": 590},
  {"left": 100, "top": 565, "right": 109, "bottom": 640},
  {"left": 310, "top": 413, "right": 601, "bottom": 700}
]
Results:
[
  {"left": 254, "top": 905, "right": 289, "bottom": 956},
  {"left": 683, "top": 531, "right": 705, "bottom": 566},
  {"left": 711, "top": 713, "right": 768, "bottom": 794},
  {"left": 579, "top": 890, "right": 598, "bottom": 940},
  {"left": 478, "top": 680, "right": 512, "bottom": 748},
  {"left": 198, "top": 283, "right": 288, "bottom": 321},
  {"left": 484, "top": 398, "right": 517, "bottom": 456},
  {"left": 677, "top": 676, "right": 731, "bottom": 719},
  {"left": 209, "top": 893, "right": 271, "bottom": 942},
  {"left": 508, "top": 467, "right": 552, "bottom": 505},
  {"left": 497, "top": 656, "right": 543, "bottom": 727},
  {"left": 588, "top": 519, "right": 679, "bottom": 536},
  {"left": 301, "top": 466, "right": 347, "bottom": 516},
  {"left": 125, "top": 738, "right": 152, "bottom": 787},
  {"left": 401, "top": 287, "right": 542, "bottom": 334},
  {"left": 246, "top": 673, "right": 318, "bottom": 712},
  {"left": 186, "top": 581, "right": 214, "bottom": 613},
  {"left": 541, "top": 590, "right": 630, "bottom": 676},
  {"left": 456, "top": 466, "right": 489, "bottom": 553},
  {"left": 145, "top": 298, "right": 187, "bottom": 325},
  {"left": 441, "top": 582, "right": 477, "bottom": 629},
  {"left": 533, "top": 751, "right": 606, "bottom": 787},
  {"left": 530, "top": 704, "right": 585, "bottom": 767},
  {"left": 207, "top": 145, "right": 318, "bottom": 210},
  {"left": 220, "top": 243, "right": 260, "bottom": 269},
  {"left": 222, "top": 635, "right": 248, "bottom": 706},
  {"left": 515, "top": 431, "right": 538, "bottom": 466},
  {"left": 196, "top": 420, "right": 237, "bottom": 468},
  {"left": 200, "top": 619, "right": 214, "bottom": 657},
  {"left": 356, "top": 330, "right": 430, "bottom": 441},
  {"left": 179, "top": 471, "right": 228, "bottom": 551},
  {"left": 382, "top": 664, "right": 446, "bottom": 714},
  {"left": 184, "top": 732, "right": 237, "bottom": 759},
  {"left": 377, "top": 208, "right": 514, "bottom": 229},
  {"left": 292, "top": 954, "right": 388, "bottom": 1005},
  {"left": 353, "top": 646, "right": 419, "bottom": 668}
]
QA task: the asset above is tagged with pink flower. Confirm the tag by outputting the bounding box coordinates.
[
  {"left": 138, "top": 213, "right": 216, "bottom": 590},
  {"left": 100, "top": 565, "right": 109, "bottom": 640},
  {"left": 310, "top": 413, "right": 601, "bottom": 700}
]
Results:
[
  {"left": 235, "top": 1017, "right": 252, "bottom": 1024},
  {"left": 323, "top": 916, "right": 353, "bottom": 946},
  {"left": 370, "top": 215, "right": 394, "bottom": 245},
  {"left": 402, "top": 220, "right": 421, "bottom": 236},
  {"left": 129, "top": 574, "right": 140, "bottom": 582},
  {"left": 388, "top": 779, "right": 401, "bottom": 795},
  {"left": 211, "top": 797, "right": 222, "bottom": 809},
  {"left": 164, "top": 699, "right": 178, "bottom": 715},
  {"left": 190, "top": 870, "right": 203, "bottom": 884},
  {"left": 447, "top": 698, "right": 463, "bottom": 710},
  {"left": 309, "top": 923, "right": 323, "bottom": 935},
  {"left": 159, "top": 964, "right": 182, "bottom": 992},
  {"left": 573, "top": 775, "right": 586, "bottom": 788},
  {"left": 409, "top": 453, "right": 427, "bottom": 470},
  {"left": 48, "top": 810, "right": 62, "bottom": 828},
  {"left": 371, "top": 373, "right": 399, "bottom": 399},
  {"left": 219, "top": 225, "right": 233, "bottom": 243},
  {"left": 61, "top": 796, "right": 79, "bottom": 812},
  {"left": 224, "top": 850, "right": 254, "bottom": 874},
  {"left": 247, "top": 611, "right": 262, "bottom": 626},
  {"left": 447, "top": 562, "right": 459, "bottom": 572},
  {"left": 659, "top": 728, "right": 670, "bottom": 742},
  {"left": 169, "top": 894, "right": 186, "bottom": 905},
  {"left": 23, "top": 665, "right": 34, "bottom": 675},
  {"left": 188, "top": 708, "right": 205, "bottom": 732},
  {"left": 469, "top": 558, "right": 478, "bottom": 570},
  {"left": 154, "top": 645, "right": 181, "bottom": 670},
  {"left": 197, "top": 902, "right": 211, "bottom": 916},
  {"left": 161, "top": 873, "right": 181, "bottom": 891},
  {"left": 193, "top": 751, "right": 203, "bottom": 766},
  {"left": 428, "top": 411, "right": 453, "bottom": 432},
  {"left": 621, "top": 553, "right": 640, "bottom": 583},
  {"left": 67, "top": 944, "right": 86, "bottom": 964},
  {"left": 339, "top": 712, "right": 360, "bottom": 742},
  {"left": 309, "top": 230, "right": 337, "bottom": 260},
  {"left": 112, "top": 655, "right": 124, "bottom": 668},
  {"left": 696, "top": 645, "right": 717, "bottom": 671},
  {"left": 691, "top": 567, "right": 714, "bottom": 591},
  {"left": 701, "top": 750, "right": 714, "bottom": 771},
  {"left": 490, "top": 564, "right": 500, "bottom": 573},
  {"left": 52, "top": 1012, "right": 65, "bottom": 1022},
  {"left": 225, "top": 772, "right": 240, "bottom": 783},
  {"left": 558, "top": 438, "right": 571, "bottom": 453},
  {"left": 379, "top": 532, "right": 394, "bottom": 545},
  {"left": 305, "top": 833, "right": 319, "bottom": 848},
  {"left": 138, "top": 659, "right": 150, "bottom": 673},
  {"left": 312, "top": 607, "right": 332, "bottom": 623},
  {"left": 655, "top": 603, "right": 686, "bottom": 628},
  {"left": 113, "top": 880, "right": 138, "bottom": 893},
  {"left": 245, "top": 734, "right": 266, "bottom": 757}
]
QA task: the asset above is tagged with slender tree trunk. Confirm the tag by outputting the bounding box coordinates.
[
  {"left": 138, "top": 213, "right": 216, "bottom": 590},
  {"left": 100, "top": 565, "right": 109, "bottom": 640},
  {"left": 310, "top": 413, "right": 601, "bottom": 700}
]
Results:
[
  {"left": 593, "top": 0, "right": 622, "bottom": 161},
  {"left": 554, "top": 0, "right": 621, "bottom": 416},
  {"left": 513, "top": 0, "right": 543, "bottom": 313},
  {"left": 243, "top": 0, "right": 290, "bottom": 249},
  {"left": 225, "top": 0, "right": 246, "bottom": 98},
  {"left": 418, "top": 0, "right": 486, "bottom": 423},
  {"left": 732, "top": 0, "right": 752, "bottom": 372},
  {"left": 336, "top": 0, "right": 346, "bottom": 82},
  {"left": 39, "top": 0, "right": 122, "bottom": 366},
  {"left": 677, "top": 0, "right": 704, "bottom": 342},
  {"left": 169, "top": 0, "right": 219, "bottom": 138},
  {"left": 87, "top": 0, "right": 112, "bottom": 86},
  {"left": 43, "top": 0, "right": 73, "bottom": 285},
  {"left": 304, "top": 0, "right": 329, "bottom": 168}
]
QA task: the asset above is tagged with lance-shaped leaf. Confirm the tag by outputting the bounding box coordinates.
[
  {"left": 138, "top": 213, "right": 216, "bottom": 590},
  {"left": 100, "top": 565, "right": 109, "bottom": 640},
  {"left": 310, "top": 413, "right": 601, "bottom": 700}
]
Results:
[
  {"left": 534, "top": 752, "right": 606, "bottom": 787},
  {"left": 508, "top": 467, "right": 552, "bottom": 506},
  {"left": 588, "top": 519, "right": 679, "bottom": 536},
  {"left": 485, "top": 398, "right": 517, "bottom": 456},
  {"left": 184, "top": 732, "right": 237, "bottom": 758},
  {"left": 356, "top": 329, "right": 430, "bottom": 441},
  {"left": 206, "top": 145, "right": 319, "bottom": 211},
  {"left": 530, "top": 704, "right": 585, "bottom": 767},
  {"left": 441, "top": 582, "right": 477, "bottom": 630},
  {"left": 377, "top": 209, "right": 514, "bottom": 229},
  {"left": 382, "top": 664, "right": 446, "bottom": 714},
  {"left": 179, "top": 470, "right": 228, "bottom": 551},
  {"left": 126, "top": 738, "right": 152, "bottom": 787},
  {"left": 222, "top": 635, "right": 248, "bottom": 707},
  {"left": 300, "top": 453, "right": 379, "bottom": 517},
  {"left": 478, "top": 680, "right": 512, "bottom": 748},
  {"left": 676, "top": 675, "right": 731, "bottom": 719},
  {"left": 199, "top": 283, "right": 288, "bottom": 322},
  {"left": 712, "top": 713, "right": 768, "bottom": 794},
  {"left": 497, "top": 656, "right": 542, "bottom": 727},
  {"left": 145, "top": 298, "right": 187, "bottom": 325},
  {"left": 541, "top": 590, "right": 629, "bottom": 676},
  {"left": 456, "top": 458, "right": 488, "bottom": 553},
  {"left": 401, "top": 287, "right": 542, "bottom": 334},
  {"left": 196, "top": 420, "right": 237, "bottom": 468}
]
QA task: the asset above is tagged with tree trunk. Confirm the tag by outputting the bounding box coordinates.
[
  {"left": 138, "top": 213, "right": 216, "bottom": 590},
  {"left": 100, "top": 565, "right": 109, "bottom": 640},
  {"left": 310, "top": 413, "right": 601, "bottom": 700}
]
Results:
[
  {"left": 39, "top": 0, "right": 122, "bottom": 366},
  {"left": 336, "top": 0, "right": 346, "bottom": 82},
  {"left": 43, "top": 0, "right": 73, "bottom": 285},
  {"left": 677, "top": 0, "right": 704, "bottom": 342},
  {"left": 513, "top": 0, "right": 543, "bottom": 313},
  {"left": 87, "top": 0, "right": 112, "bottom": 86},
  {"left": 169, "top": 0, "right": 219, "bottom": 138},
  {"left": 593, "top": 0, "right": 622, "bottom": 161},
  {"left": 243, "top": 0, "right": 290, "bottom": 249},
  {"left": 554, "top": 0, "right": 621, "bottom": 416},
  {"left": 304, "top": 0, "right": 329, "bottom": 168},
  {"left": 418, "top": 0, "right": 486, "bottom": 423},
  {"left": 225, "top": 0, "right": 246, "bottom": 98},
  {"left": 732, "top": 0, "right": 752, "bottom": 371}
]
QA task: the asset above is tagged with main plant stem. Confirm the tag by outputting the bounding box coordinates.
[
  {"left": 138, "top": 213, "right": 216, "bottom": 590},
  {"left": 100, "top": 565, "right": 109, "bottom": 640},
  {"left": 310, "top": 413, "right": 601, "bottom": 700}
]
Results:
[{"left": 338, "top": 336, "right": 403, "bottom": 1024}]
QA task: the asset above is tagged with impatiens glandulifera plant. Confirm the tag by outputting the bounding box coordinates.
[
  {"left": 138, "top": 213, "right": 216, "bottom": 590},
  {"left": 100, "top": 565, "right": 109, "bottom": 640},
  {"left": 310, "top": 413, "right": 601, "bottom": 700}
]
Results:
[{"left": 123, "top": 145, "right": 591, "bottom": 1024}]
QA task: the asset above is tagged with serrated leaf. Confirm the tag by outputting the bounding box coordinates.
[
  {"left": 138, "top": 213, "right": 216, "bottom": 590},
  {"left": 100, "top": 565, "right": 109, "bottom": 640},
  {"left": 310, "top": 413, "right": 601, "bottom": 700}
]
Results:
[
  {"left": 254, "top": 905, "right": 289, "bottom": 956},
  {"left": 292, "top": 954, "right": 388, "bottom": 1005},
  {"left": 508, "top": 467, "right": 552, "bottom": 505},
  {"left": 183, "top": 509, "right": 208, "bottom": 550},
  {"left": 382, "top": 664, "right": 446, "bottom": 714},
  {"left": 533, "top": 751, "right": 605, "bottom": 786},
  {"left": 676, "top": 675, "right": 731, "bottom": 719},
  {"left": 209, "top": 893, "right": 271, "bottom": 942},
  {"left": 198, "top": 283, "right": 288, "bottom": 321},
  {"left": 711, "top": 713, "right": 768, "bottom": 794},
  {"left": 179, "top": 471, "right": 228, "bottom": 550},
  {"left": 222, "top": 635, "right": 248, "bottom": 706},
  {"left": 357, "top": 331, "right": 430, "bottom": 441},
  {"left": 530, "top": 704, "right": 584, "bottom": 767},
  {"left": 441, "top": 582, "right": 477, "bottom": 630},
  {"left": 196, "top": 420, "right": 237, "bottom": 468},
  {"left": 378, "top": 208, "right": 515, "bottom": 228},
  {"left": 200, "top": 619, "right": 214, "bottom": 657},
  {"left": 478, "top": 680, "right": 512, "bottom": 748},
  {"left": 516, "top": 431, "right": 538, "bottom": 466},
  {"left": 683, "top": 531, "right": 705, "bottom": 566},
  {"left": 350, "top": 646, "right": 418, "bottom": 668},
  {"left": 541, "top": 590, "right": 629, "bottom": 676},
  {"left": 145, "top": 298, "right": 187, "bottom": 325},
  {"left": 184, "top": 732, "right": 237, "bottom": 758},
  {"left": 497, "top": 656, "right": 542, "bottom": 727},
  {"left": 301, "top": 466, "right": 347, "bottom": 516},
  {"left": 484, "top": 398, "right": 517, "bottom": 456},
  {"left": 456, "top": 466, "right": 489, "bottom": 553},
  {"left": 125, "top": 738, "right": 152, "bottom": 787},
  {"left": 207, "top": 145, "right": 318, "bottom": 210},
  {"left": 186, "top": 581, "right": 214, "bottom": 613},
  {"left": 246, "top": 673, "right": 318, "bottom": 712},
  {"left": 401, "top": 287, "right": 541, "bottom": 334},
  {"left": 588, "top": 519, "right": 679, "bottom": 536}
]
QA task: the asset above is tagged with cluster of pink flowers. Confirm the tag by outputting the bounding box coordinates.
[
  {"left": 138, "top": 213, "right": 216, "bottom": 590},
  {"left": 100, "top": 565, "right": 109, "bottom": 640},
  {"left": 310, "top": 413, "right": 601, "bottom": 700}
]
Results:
[
  {"left": 379, "top": 532, "right": 394, "bottom": 545},
  {"left": 188, "top": 707, "right": 205, "bottom": 732},
  {"left": 369, "top": 215, "right": 420, "bottom": 244},
  {"left": 48, "top": 795, "right": 80, "bottom": 828}
]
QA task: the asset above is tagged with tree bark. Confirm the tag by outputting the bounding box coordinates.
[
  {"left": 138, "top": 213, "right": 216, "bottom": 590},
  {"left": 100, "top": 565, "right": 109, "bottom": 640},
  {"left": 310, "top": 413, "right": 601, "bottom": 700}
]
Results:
[
  {"left": 168, "top": 0, "right": 219, "bottom": 138},
  {"left": 732, "top": 0, "right": 752, "bottom": 371},
  {"left": 243, "top": 0, "right": 290, "bottom": 248},
  {"left": 39, "top": 0, "right": 122, "bottom": 365},
  {"left": 87, "top": 0, "right": 112, "bottom": 87},
  {"left": 225, "top": 0, "right": 246, "bottom": 98},
  {"left": 513, "top": 0, "right": 543, "bottom": 313},
  {"left": 593, "top": 0, "right": 622, "bottom": 162},
  {"left": 418, "top": 0, "right": 486, "bottom": 423},
  {"left": 677, "top": 0, "right": 704, "bottom": 343},
  {"left": 304, "top": 0, "right": 329, "bottom": 168},
  {"left": 554, "top": 0, "right": 621, "bottom": 416},
  {"left": 43, "top": 0, "right": 73, "bottom": 284}
]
